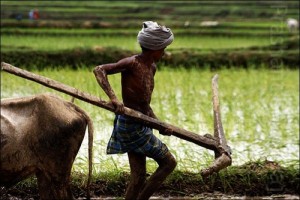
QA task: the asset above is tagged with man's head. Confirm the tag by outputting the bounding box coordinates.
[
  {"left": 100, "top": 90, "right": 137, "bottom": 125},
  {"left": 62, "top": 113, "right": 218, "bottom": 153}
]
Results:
[{"left": 137, "top": 21, "right": 174, "bottom": 51}]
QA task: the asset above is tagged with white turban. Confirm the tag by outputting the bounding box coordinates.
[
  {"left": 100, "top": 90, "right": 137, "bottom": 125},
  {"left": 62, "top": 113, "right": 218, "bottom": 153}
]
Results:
[{"left": 137, "top": 21, "right": 174, "bottom": 50}]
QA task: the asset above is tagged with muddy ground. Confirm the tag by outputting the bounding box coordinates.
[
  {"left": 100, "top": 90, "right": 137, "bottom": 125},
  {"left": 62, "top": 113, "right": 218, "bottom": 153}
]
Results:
[
  {"left": 1, "top": 193, "right": 299, "bottom": 200},
  {"left": 1, "top": 161, "right": 299, "bottom": 200}
]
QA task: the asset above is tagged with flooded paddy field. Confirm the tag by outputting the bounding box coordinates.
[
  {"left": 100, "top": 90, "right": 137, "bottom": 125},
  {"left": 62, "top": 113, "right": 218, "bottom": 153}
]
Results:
[{"left": 1, "top": 68, "right": 298, "bottom": 173}]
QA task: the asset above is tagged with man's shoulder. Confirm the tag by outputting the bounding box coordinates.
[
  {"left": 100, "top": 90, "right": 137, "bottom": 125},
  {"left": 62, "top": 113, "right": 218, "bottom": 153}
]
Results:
[
  {"left": 120, "top": 55, "right": 137, "bottom": 62},
  {"left": 118, "top": 55, "right": 137, "bottom": 67}
]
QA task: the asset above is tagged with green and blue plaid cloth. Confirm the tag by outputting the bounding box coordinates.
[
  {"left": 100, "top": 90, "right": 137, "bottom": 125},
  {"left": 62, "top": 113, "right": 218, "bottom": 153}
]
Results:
[{"left": 107, "top": 115, "right": 169, "bottom": 160}]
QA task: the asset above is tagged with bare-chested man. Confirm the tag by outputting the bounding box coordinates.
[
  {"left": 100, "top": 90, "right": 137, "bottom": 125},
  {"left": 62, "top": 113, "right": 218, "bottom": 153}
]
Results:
[{"left": 93, "top": 21, "right": 177, "bottom": 199}]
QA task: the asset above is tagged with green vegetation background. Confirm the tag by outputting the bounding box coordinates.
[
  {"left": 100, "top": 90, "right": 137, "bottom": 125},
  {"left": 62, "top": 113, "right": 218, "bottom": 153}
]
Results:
[{"left": 1, "top": 0, "right": 299, "bottom": 69}]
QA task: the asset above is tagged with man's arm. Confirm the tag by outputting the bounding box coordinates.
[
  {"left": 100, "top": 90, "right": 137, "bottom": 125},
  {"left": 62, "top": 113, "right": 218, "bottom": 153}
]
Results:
[{"left": 93, "top": 57, "right": 133, "bottom": 113}]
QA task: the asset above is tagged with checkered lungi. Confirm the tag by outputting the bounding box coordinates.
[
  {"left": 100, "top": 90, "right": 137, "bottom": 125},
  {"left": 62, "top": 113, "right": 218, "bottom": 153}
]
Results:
[{"left": 107, "top": 115, "right": 169, "bottom": 160}]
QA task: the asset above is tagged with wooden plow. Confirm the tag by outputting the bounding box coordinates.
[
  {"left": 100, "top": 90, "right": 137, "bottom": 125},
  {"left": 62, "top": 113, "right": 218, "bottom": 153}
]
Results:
[{"left": 1, "top": 62, "right": 232, "bottom": 177}]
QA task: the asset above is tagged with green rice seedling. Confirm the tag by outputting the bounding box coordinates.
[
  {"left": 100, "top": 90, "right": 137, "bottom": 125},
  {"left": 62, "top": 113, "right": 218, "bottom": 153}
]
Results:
[
  {"left": 1, "top": 34, "right": 290, "bottom": 52},
  {"left": 1, "top": 67, "right": 298, "bottom": 174}
]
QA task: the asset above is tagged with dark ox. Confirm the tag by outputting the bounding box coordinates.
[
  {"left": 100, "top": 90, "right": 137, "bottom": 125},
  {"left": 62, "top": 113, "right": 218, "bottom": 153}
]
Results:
[{"left": 0, "top": 94, "right": 93, "bottom": 199}]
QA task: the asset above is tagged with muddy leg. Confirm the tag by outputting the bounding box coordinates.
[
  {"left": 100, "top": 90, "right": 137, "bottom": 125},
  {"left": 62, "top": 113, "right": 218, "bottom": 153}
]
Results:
[
  {"left": 137, "top": 152, "right": 177, "bottom": 200},
  {"left": 36, "top": 170, "right": 73, "bottom": 200},
  {"left": 125, "top": 152, "right": 147, "bottom": 200}
]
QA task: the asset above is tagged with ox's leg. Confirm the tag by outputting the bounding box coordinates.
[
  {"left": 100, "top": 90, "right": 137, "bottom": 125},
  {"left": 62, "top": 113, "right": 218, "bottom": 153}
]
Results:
[
  {"left": 125, "top": 152, "right": 147, "bottom": 200},
  {"left": 36, "top": 170, "right": 73, "bottom": 200},
  {"left": 137, "top": 152, "right": 177, "bottom": 200}
]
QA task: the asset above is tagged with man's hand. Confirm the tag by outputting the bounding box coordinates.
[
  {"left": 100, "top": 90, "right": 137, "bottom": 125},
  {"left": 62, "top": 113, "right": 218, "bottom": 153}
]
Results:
[
  {"left": 159, "top": 128, "right": 173, "bottom": 136},
  {"left": 111, "top": 98, "right": 125, "bottom": 114}
]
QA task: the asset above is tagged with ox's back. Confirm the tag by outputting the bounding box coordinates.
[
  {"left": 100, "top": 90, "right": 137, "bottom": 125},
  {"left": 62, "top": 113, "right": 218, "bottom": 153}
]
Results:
[{"left": 0, "top": 94, "right": 91, "bottom": 199}]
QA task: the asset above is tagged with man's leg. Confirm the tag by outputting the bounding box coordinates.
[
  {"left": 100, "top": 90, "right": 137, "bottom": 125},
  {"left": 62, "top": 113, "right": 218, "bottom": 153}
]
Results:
[
  {"left": 125, "top": 152, "right": 147, "bottom": 200},
  {"left": 137, "top": 152, "right": 177, "bottom": 200}
]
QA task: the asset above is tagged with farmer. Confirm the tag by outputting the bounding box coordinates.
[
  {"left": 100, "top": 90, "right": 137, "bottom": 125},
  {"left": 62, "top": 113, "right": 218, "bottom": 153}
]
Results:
[{"left": 93, "top": 21, "right": 177, "bottom": 199}]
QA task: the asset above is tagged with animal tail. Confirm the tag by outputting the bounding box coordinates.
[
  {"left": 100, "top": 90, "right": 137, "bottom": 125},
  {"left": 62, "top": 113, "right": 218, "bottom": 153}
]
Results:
[{"left": 73, "top": 103, "right": 94, "bottom": 200}]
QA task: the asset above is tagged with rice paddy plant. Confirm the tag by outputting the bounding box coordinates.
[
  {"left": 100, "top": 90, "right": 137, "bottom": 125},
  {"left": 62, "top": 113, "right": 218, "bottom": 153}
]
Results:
[
  {"left": 1, "top": 34, "right": 288, "bottom": 52},
  {"left": 1, "top": 67, "right": 298, "bottom": 174},
  {"left": 1, "top": 35, "right": 140, "bottom": 52},
  {"left": 2, "top": 25, "right": 291, "bottom": 37}
]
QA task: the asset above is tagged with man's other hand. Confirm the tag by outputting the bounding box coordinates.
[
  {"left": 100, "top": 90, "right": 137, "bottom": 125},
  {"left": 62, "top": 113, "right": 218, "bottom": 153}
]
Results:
[{"left": 159, "top": 128, "right": 173, "bottom": 136}]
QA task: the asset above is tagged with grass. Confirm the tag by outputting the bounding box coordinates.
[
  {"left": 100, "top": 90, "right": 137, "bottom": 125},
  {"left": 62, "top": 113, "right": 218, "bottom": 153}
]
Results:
[{"left": 1, "top": 67, "right": 299, "bottom": 174}]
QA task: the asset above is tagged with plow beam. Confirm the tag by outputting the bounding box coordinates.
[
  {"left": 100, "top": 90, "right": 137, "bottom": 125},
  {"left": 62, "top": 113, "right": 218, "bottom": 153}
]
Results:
[{"left": 1, "top": 62, "right": 232, "bottom": 176}]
